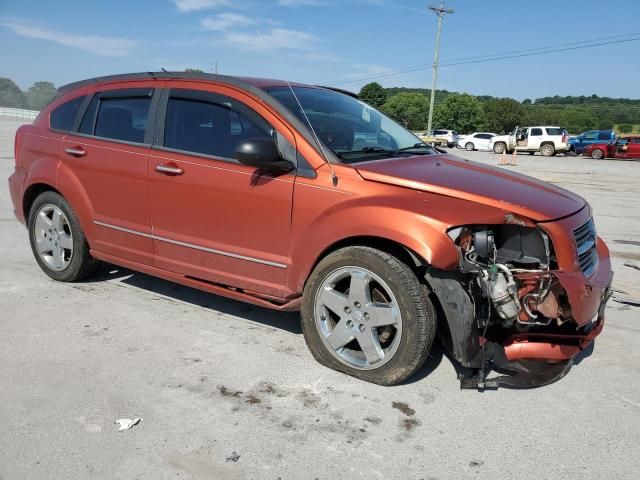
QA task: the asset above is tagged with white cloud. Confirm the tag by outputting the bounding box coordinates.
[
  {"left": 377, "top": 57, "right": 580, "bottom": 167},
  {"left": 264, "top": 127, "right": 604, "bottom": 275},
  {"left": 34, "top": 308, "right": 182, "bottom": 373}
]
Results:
[
  {"left": 277, "top": 0, "right": 326, "bottom": 6},
  {"left": 172, "top": 0, "right": 232, "bottom": 12},
  {"left": 0, "top": 21, "right": 136, "bottom": 56},
  {"left": 225, "top": 28, "right": 316, "bottom": 51},
  {"left": 201, "top": 13, "right": 255, "bottom": 31}
]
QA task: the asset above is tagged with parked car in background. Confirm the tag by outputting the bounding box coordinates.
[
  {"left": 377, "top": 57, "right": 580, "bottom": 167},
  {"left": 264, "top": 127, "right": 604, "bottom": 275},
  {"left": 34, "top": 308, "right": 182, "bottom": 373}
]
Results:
[
  {"left": 8, "top": 71, "right": 612, "bottom": 388},
  {"left": 583, "top": 136, "right": 640, "bottom": 159},
  {"left": 489, "top": 126, "right": 570, "bottom": 156},
  {"left": 416, "top": 131, "right": 448, "bottom": 148},
  {"left": 456, "top": 132, "right": 497, "bottom": 151},
  {"left": 569, "top": 130, "right": 615, "bottom": 155},
  {"left": 432, "top": 129, "right": 458, "bottom": 148}
]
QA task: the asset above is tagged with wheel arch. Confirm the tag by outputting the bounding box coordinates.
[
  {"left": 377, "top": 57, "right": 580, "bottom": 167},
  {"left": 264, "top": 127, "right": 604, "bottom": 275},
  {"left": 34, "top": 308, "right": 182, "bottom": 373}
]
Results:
[{"left": 23, "top": 183, "right": 62, "bottom": 222}]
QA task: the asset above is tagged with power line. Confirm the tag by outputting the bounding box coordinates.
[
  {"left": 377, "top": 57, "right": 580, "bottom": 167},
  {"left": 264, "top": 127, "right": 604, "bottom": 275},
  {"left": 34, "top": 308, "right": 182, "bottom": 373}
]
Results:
[{"left": 329, "top": 33, "right": 640, "bottom": 87}]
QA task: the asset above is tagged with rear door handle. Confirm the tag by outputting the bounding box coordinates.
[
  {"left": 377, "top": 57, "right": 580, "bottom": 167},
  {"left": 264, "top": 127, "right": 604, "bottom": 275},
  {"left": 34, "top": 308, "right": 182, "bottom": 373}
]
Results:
[
  {"left": 155, "top": 164, "right": 184, "bottom": 176},
  {"left": 65, "top": 147, "right": 87, "bottom": 157}
]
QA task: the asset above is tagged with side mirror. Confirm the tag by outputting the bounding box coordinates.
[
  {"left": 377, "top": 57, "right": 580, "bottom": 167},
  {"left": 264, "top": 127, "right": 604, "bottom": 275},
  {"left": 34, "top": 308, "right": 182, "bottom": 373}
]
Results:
[{"left": 234, "top": 138, "right": 294, "bottom": 173}]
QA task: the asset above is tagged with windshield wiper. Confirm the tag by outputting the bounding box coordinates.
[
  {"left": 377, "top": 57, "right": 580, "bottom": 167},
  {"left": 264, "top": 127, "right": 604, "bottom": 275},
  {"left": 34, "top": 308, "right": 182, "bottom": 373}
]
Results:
[
  {"left": 397, "top": 143, "right": 433, "bottom": 152},
  {"left": 337, "top": 146, "right": 398, "bottom": 158}
]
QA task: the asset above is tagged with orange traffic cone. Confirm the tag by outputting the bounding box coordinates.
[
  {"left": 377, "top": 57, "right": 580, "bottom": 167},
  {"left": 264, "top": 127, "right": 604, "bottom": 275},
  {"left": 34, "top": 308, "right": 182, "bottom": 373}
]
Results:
[
  {"left": 510, "top": 149, "right": 518, "bottom": 166},
  {"left": 499, "top": 152, "right": 507, "bottom": 165}
]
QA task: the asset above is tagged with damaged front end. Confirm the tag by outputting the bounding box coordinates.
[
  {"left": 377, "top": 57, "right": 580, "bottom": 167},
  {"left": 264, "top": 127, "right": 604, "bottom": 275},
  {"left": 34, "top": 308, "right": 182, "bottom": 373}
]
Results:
[{"left": 429, "top": 210, "right": 612, "bottom": 390}]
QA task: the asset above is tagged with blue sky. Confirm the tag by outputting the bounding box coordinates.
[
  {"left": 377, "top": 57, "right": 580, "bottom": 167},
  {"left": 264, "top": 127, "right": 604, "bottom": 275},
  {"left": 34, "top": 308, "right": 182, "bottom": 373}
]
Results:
[{"left": 1, "top": 0, "right": 639, "bottom": 100}]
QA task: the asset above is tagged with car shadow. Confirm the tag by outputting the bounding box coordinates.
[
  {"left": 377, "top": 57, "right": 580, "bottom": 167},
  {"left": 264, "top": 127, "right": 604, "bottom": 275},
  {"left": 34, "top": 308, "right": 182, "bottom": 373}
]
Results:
[{"left": 85, "top": 263, "right": 303, "bottom": 334}]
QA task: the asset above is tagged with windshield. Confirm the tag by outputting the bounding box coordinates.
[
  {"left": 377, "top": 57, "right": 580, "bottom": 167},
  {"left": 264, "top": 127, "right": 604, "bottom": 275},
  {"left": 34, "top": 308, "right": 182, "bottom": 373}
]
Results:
[{"left": 265, "top": 86, "right": 436, "bottom": 163}]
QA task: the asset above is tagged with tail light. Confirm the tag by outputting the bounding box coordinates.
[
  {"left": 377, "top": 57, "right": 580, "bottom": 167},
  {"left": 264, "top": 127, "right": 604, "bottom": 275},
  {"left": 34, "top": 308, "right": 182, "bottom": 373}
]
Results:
[
  {"left": 562, "top": 134, "right": 568, "bottom": 143},
  {"left": 14, "top": 125, "right": 26, "bottom": 168}
]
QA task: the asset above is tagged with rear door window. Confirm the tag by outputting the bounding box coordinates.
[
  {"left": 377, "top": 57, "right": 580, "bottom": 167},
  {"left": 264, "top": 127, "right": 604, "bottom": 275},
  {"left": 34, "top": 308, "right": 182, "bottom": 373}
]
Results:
[
  {"left": 94, "top": 97, "right": 152, "bottom": 143},
  {"left": 50, "top": 95, "right": 86, "bottom": 131},
  {"left": 531, "top": 128, "right": 543, "bottom": 136}
]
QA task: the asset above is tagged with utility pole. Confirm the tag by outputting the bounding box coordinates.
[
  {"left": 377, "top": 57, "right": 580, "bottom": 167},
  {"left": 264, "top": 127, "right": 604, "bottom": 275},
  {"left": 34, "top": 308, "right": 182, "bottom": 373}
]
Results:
[{"left": 426, "top": 1, "right": 454, "bottom": 134}]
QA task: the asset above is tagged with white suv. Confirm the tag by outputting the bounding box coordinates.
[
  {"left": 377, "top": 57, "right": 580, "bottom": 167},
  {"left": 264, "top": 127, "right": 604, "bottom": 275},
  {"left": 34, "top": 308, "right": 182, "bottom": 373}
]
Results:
[
  {"left": 432, "top": 129, "right": 458, "bottom": 148},
  {"left": 489, "top": 126, "right": 570, "bottom": 156}
]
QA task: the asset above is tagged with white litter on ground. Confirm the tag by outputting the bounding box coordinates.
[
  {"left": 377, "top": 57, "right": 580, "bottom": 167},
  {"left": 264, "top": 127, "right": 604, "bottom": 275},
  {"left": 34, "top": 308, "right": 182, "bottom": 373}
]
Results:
[{"left": 114, "top": 418, "right": 142, "bottom": 431}]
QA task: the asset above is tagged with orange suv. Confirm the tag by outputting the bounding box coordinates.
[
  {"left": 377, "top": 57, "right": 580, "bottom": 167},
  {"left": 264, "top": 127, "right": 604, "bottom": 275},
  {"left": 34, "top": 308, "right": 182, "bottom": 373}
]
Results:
[{"left": 8, "top": 72, "right": 612, "bottom": 387}]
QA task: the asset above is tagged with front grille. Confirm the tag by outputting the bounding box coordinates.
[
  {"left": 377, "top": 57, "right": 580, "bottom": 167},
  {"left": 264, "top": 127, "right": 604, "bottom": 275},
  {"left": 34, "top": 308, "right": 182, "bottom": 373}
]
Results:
[{"left": 573, "top": 219, "right": 598, "bottom": 276}]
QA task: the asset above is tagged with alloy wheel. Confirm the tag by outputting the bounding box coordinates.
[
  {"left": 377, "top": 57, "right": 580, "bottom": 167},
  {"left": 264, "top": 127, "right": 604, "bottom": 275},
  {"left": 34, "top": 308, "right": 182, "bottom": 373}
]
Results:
[
  {"left": 33, "top": 204, "right": 74, "bottom": 271},
  {"left": 314, "top": 266, "right": 402, "bottom": 370}
]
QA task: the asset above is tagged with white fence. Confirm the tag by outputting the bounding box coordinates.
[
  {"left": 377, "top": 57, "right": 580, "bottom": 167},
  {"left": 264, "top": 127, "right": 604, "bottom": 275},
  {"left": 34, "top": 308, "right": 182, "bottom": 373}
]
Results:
[{"left": 0, "top": 107, "right": 40, "bottom": 120}]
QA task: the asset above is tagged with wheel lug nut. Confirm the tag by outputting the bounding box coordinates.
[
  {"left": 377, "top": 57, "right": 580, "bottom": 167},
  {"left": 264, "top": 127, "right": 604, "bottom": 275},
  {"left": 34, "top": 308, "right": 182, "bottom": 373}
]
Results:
[
  {"left": 364, "top": 313, "right": 370, "bottom": 320},
  {"left": 344, "top": 306, "right": 351, "bottom": 314},
  {"left": 358, "top": 324, "right": 365, "bottom": 332},
  {"left": 354, "top": 302, "right": 361, "bottom": 309},
  {"left": 321, "top": 314, "right": 326, "bottom": 321},
  {"left": 346, "top": 320, "right": 354, "bottom": 328}
]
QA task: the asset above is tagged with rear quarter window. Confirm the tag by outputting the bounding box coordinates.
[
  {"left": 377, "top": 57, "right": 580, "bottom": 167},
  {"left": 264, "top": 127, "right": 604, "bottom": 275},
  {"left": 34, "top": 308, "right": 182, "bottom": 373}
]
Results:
[
  {"left": 546, "top": 127, "right": 563, "bottom": 136},
  {"left": 50, "top": 95, "right": 86, "bottom": 131}
]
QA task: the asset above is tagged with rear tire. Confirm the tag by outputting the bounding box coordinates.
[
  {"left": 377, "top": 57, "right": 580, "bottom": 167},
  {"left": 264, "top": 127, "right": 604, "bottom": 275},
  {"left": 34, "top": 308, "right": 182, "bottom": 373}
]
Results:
[
  {"left": 493, "top": 142, "right": 506, "bottom": 154},
  {"left": 301, "top": 246, "right": 436, "bottom": 386},
  {"left": 28, "top": 191, "right": 99, "bottom": 282},
  {"left": 540, "top": 143, "right": 555, "bottom": 157},
  {"left": 591, "top": 149, "right": 604, "bottom": 160},
  {"left": 465, "top": 142, "right": 474, "bottom": 151}
]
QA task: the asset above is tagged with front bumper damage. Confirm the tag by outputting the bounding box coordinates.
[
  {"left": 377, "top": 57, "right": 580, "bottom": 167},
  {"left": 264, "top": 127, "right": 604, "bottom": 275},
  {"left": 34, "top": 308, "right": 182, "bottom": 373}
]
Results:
[{"left": 427, "top": 208, "right": 613, "bottom": 390}]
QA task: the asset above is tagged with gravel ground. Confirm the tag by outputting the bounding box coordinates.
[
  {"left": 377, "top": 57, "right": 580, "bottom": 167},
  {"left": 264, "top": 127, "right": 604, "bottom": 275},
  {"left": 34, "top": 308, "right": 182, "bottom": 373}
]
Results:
[{"left": 1, "top": 116, "right": 639, "bottom": 480}]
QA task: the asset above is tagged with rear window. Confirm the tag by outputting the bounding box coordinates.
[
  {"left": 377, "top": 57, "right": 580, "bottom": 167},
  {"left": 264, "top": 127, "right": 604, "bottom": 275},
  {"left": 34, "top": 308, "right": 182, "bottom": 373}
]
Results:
[
  {"left": 546, "top": 127, "right": 563, "bottom": 136},
  {"left": 50, "top": 95, "right": 85, "bottom": 131},
  {"left": 94, "top": 97, "right": 151, "bottom": 143}
]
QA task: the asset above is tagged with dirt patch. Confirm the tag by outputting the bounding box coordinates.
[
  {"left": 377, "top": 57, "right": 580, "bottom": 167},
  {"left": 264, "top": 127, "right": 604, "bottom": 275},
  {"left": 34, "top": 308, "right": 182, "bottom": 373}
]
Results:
[
  {"left": 217, "top": 385, "right": 243, "bottom": 398},
  {"left": 245, "top": 394, "right": 261, "bottom": 405},
  {"left": 402, "top": 418, "right": 421, "bottom": 431},
  {"left": 392, "top": 401, "right": 415, "bottom": 416}
]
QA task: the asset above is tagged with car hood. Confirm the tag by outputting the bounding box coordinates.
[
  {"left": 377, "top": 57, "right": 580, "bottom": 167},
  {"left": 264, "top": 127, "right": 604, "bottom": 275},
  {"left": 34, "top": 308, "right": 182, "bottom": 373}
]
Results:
[{"left": 355, "top": 154, "right": 586, "bottom": 222}]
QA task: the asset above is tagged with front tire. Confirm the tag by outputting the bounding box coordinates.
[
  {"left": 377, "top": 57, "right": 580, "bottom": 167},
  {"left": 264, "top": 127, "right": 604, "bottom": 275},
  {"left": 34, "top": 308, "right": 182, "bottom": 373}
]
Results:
[
  {"left": 493, "top": 142, "right": 506, "bottom": 154},
  {"left": 591, "top": 149, "right": 604, "bottom": 160},
  {"left": 465, "top": 142, "right": 474, "bottom": 151},
  {"left": 28, "top": 191, "right": 99, "bottom": 282},
  {"left": 301, "top": 246, "right": 436, "bottom": 386}
]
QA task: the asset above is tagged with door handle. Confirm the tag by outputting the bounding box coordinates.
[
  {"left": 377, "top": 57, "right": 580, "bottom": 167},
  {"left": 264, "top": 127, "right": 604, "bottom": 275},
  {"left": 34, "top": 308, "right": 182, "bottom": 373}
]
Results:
[
  {"left": 155, "top": 164, "right": 184, "bottom": 175},
  {"left": 65, "top": 147, "right": 87, "bottom": 157}
]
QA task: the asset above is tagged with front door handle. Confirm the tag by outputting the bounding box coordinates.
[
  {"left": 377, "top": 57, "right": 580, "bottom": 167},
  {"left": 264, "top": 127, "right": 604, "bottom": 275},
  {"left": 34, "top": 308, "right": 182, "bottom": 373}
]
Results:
[
  {"left": 155, "top": 164, "right": 184, "bottom": 176},
  {"left": 65, "top": 147, "right": 87, "bottom": 157}
]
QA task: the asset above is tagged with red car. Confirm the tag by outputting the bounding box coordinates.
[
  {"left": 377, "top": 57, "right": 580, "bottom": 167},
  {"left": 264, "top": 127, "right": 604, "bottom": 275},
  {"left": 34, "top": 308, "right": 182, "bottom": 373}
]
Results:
[
  {"left": 8, "top": 72, "right": 612, "bottom": 388},
  {"left": 583, "top": 135, "right": 640, "bottom": 159}
]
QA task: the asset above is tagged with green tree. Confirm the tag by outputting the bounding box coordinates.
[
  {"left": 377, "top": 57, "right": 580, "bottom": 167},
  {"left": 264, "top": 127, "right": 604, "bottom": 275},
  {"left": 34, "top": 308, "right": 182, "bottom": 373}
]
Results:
[
  {"left": 559, "top": 109, "right": 597, "bottom": 134},
  {"left": 380, "top": 92, "right": 429, "bottom": 130},
  {"left": 618, "top": 124, "right": 633, "bottom": 133},
  {"left": 359, "top": 82, "right": 387, "bottom": 108},
  {"left": 481, "top": 98, "right": 523, "bottom": 134},
  {"left": 522, "top": 98, "right": 532, "bottom": 105},
  {"left": 433, "top": 93, "right": 485, "bottom": 134},
  {"left": 185, "top": 68, "right": 204, "bottom": 73},
  {"left": 25, "top": 81, "right": 57, "bottom": 110},
  {"left": 0, "top": 77, "right": 26, "bottom": 108}
]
